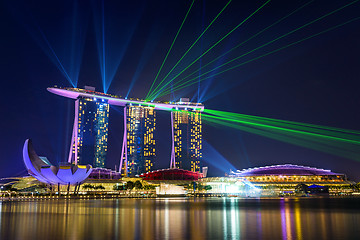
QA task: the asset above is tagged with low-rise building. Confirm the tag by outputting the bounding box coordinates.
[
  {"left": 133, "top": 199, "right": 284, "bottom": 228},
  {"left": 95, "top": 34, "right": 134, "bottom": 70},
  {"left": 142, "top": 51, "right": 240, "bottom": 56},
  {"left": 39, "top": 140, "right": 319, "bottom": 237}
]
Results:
[{"left": 229, "top": 164, "right": 355, "bottom": 195}]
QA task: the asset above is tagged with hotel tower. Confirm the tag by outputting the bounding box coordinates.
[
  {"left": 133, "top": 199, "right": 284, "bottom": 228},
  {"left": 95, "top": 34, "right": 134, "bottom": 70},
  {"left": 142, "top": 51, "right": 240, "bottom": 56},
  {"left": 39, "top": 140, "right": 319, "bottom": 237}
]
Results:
[
  {"left": 68, "top": 86, "right": 109, "bottom": 168},
  {"left": 120, "top": 105, "right": 156, "bottom": 176},
  {"left": 48, "top": 86, "right": 204, "bottom": 176},
  {"left": 170, "top": 98, "right": 202, "bottom": 172}
]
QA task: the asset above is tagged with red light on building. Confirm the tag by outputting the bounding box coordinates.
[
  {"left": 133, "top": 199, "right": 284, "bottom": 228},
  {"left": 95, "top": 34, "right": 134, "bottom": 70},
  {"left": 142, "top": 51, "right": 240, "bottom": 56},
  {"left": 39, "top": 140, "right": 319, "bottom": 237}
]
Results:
[{"left": 140, "top": 168, "right": 203, "bottom": 181}]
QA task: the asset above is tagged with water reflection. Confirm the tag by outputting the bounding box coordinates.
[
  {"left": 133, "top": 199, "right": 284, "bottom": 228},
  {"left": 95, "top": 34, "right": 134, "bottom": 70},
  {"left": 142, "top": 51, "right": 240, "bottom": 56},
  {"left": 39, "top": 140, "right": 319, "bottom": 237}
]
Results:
[
  {"left": 294, "top": 200, "right": 302, "bottom": 240},
  {"left": 222, "top": 198, "right": 240, "bottom": 239},
  {"left": 1, "top": 197, "right": 360, "bottom": 239}
]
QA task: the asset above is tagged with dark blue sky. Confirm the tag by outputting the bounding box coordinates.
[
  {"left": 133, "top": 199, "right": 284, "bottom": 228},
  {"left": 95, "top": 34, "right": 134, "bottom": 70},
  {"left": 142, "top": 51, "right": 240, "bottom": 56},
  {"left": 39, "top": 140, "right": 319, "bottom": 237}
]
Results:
[{"left": 1, "top": 0, "right": 360, "bottom": 179}]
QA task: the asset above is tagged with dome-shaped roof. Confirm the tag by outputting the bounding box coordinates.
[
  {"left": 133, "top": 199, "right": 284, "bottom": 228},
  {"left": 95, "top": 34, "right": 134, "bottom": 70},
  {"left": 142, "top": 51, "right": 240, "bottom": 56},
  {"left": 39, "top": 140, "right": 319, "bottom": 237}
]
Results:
[{"left": 232, "top": 164, "right": 341, "bottom": 176}]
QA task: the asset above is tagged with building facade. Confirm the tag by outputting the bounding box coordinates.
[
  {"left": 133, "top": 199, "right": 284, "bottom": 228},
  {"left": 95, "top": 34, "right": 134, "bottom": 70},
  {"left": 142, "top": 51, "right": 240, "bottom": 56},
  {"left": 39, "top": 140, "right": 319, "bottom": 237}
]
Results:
[
  {"left": 171, "top": 105, "right": 202, "bottom": 172},
  {"left": 227, "top": 164, "right": 354, "bottom": 196},
  {"left": 48, "top": 86, "right": 204, "bottom": 175},
  {"left": 69, "top": 95, "right": 109, "bottom": 168},
  {"left": 121, "top": 105, "right": 156, "bottom": 176},
  {"left": 229, "top": 164, "right": 348, "bottom": 183}
]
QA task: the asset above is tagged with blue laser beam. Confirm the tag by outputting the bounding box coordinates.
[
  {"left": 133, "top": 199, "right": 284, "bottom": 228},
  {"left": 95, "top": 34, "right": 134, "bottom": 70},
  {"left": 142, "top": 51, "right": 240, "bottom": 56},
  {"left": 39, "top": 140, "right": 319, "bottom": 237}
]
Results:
[
  {"left": 93, "top": 1, "right": 144, "bottom": 93},
  {"left": 126, "top": 24, "right": 163, "bottom": 98},
  {"left": 8, "top": 0, "right": 88, "bottom": 88}
]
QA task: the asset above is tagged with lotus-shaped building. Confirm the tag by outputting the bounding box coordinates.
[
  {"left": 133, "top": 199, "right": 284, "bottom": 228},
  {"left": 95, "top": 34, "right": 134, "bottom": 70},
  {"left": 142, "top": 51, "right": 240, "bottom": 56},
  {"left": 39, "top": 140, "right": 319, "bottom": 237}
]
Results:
[{"left": 23, "top": 139, "right": 92, "bottom": 185}]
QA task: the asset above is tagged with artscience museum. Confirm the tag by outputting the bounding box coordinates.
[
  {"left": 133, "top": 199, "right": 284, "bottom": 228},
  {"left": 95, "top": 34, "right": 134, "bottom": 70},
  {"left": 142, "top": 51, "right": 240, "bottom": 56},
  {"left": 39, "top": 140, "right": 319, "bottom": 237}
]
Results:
[{"left": 22, "top": 139, "right": 92, "bottom": 186}]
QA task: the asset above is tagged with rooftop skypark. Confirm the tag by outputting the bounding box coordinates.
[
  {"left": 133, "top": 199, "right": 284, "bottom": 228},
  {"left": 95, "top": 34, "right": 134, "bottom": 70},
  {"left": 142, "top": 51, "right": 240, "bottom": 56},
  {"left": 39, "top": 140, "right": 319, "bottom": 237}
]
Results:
[{"left": 48, "top": 86, "right": 204, "bottom": 111}]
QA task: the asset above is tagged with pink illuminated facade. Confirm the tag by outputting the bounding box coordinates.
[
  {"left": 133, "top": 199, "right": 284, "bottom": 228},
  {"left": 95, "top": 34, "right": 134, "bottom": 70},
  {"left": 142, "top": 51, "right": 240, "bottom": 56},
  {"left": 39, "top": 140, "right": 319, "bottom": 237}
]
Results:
[{"left": 140, "top": 168, "right": 203, "bottom": 181}]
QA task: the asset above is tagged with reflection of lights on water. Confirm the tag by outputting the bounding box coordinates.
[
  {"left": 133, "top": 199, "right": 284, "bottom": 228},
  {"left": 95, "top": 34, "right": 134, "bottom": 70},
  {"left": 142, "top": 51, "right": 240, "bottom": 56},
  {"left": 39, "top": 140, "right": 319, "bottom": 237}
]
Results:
[
  {"left": 115, "top": 202, "right": 119, "bottom": 239},
  {"left": 294, "top": 202, "right": 302, "bottom": 240},
  {"left": 164, "top": 199, "right": 169, "bottom": 240},
  {"left": 281, "top": 199, "right": 287, "bottom": 240},
  {"left": 280, "top": 199, "right": 294, "bottom": 240},
  {"left": 256, "top": 210, "right": 262, "bottom": 238},
  {"left": 223, "top": 198, "right": 228, "bottom": 238},
  {"left": 285, "top": 203, "right": 292, "bottom": 240},
  {"left": 231, "top": 199, "right": 240, "bottom": 240},
  {"left": 222, "top": 198, "right": 240, "bottom": 239}
]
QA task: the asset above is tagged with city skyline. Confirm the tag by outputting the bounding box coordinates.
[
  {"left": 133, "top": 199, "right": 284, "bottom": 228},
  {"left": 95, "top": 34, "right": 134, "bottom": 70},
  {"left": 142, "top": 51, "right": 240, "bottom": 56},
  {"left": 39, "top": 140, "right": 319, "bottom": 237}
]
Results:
[{"left": 1, "top": 0, "right": 360, "bottom": 179}]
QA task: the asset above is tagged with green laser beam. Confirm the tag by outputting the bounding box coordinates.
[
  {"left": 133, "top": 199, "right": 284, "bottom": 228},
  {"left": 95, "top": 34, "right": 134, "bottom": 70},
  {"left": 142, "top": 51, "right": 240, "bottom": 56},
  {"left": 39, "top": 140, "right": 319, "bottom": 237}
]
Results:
[
  {"left": 146, "top": 0, "right": 233, "bottom": 99},
  {"left": 203, "top": 116, "right": 360, "bottom": 161},
  {"left": 150, "top": 0, "right": 271, "bottom": 97},
  {"left": 146, "top": 0, "right": 195, "bottom": 100},
  {"left": 155, "top": 16, "right": 360, "bottom": 98},
  {"left": 203, "top": 115, "right": 358, "bottom": 150},
  {"left": 152, "top": 0, "right": 360, "bottom": 99},
  {"left": 151, "top": 0, "right": 331, "bottom": 100},
  {"left": 203, "top": 115, "right": 360, "bottom": 159},
  {"left": 153, "top": 0, "right": 314, "bottom": 95},
  {"left": 204, "top": 109, "right": 360, "bottom": 137},
  {"left": 202, "top": 113, "right": 360, "bottom": 145},
  {"left": 149, "top": 0, "right": 272, "bottom": 99},
  {"left": 172, "top": 108, "right": 360, "bottom": 141},
  {"left": 210, "top": 115, "right": 360, "bottom": 142},
  {"left": 206, "top": 118, "right": 360, "bottom": 162},
  {"left": 170, "top": 107, "right": 360, "bottom": 159},
  {"left": 153, "top": 1, "right": 359, "bottom": 99}
]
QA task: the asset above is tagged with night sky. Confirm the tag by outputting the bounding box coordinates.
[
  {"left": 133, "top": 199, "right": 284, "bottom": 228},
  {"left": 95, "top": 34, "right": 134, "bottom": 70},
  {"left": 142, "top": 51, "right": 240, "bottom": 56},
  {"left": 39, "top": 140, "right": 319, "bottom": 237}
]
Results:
[{"left": 1, "top": 0, "right": 360, "bottom": 180}]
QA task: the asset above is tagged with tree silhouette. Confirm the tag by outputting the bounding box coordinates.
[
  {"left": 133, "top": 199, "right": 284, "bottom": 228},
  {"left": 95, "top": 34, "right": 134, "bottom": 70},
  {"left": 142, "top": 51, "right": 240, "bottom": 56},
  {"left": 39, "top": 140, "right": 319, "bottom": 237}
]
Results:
[
  {"left": 134, "top": 180, "right": 143, "bottom": 190},
  {"left": 126, "top": 181, "right": 134, "bottom": 190}
]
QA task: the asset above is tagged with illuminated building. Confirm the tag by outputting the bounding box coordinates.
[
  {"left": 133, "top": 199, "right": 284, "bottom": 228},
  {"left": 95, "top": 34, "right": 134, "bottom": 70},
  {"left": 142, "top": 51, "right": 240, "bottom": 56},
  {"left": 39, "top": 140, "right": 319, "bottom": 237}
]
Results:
[
  {"left": 195, "top": 164, "right": 355, "bottom": 196},
  {"left": 170, "top": 98, "right": 202, "bottom": 172},
  {"left": 23, "top": 139, "right": 92, "bottom": 185},
  {"left": 228, "top": 164, "right": 354, "bottom": 195},
  {"left": 88, "top": 168, "right": 122, "bottom": 180},
  {"left": 120, "top": 105, "right": 156, "bottom": 177},
  {"left": 140, "top": 168, "right": 203, "bottom": 182},
  {"left": 68, "top": 86, "right": 109, "bottom": 168},
  {"left": 48, "top": 86, "right": 204, "bottom": 175},
  {"left": 229, "top": 164, "right": 348, "bottom": 183}
]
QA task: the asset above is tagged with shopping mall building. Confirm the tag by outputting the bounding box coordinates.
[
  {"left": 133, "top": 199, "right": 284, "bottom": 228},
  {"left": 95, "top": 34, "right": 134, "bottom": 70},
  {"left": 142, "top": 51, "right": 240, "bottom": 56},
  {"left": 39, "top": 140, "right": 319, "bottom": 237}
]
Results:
[{"left": 225, "top": 164, "right": 355, "bottom": 195}]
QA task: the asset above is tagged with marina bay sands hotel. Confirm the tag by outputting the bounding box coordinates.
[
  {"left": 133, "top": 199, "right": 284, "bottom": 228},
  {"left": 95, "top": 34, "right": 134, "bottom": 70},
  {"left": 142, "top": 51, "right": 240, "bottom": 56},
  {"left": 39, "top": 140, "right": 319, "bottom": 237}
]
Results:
[{"left": 48, "top": 86, "right": 204, "bottom": 177}]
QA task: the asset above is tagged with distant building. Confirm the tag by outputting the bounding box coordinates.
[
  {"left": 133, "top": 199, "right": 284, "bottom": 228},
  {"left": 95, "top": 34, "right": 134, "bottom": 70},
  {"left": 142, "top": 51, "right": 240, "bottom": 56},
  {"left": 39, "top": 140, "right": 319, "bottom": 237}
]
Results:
[
  {"left": 88, "top": 168, "right": 122, "bottom": 180},
  {"left": 170, "top": 105, "right": 202, "bottom": 172},
  {"left": 68, "top": 87, "right": 109, "bottom": 168},
  {"left": 229, "top": 164, "right": 348, "bottom": 183},
  {"left": 121, "top": 105, "right": 156, "bottom": 176},
  {"left": 229, "top": 164, "right": 354, "bottom": 195}
]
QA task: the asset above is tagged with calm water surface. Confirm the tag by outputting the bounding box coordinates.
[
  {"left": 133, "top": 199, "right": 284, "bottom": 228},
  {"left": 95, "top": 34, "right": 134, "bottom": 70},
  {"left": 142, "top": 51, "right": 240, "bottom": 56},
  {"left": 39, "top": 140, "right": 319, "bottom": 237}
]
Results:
[{"left": 1, "top": 197, "right": 360, "bottom": 240}]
